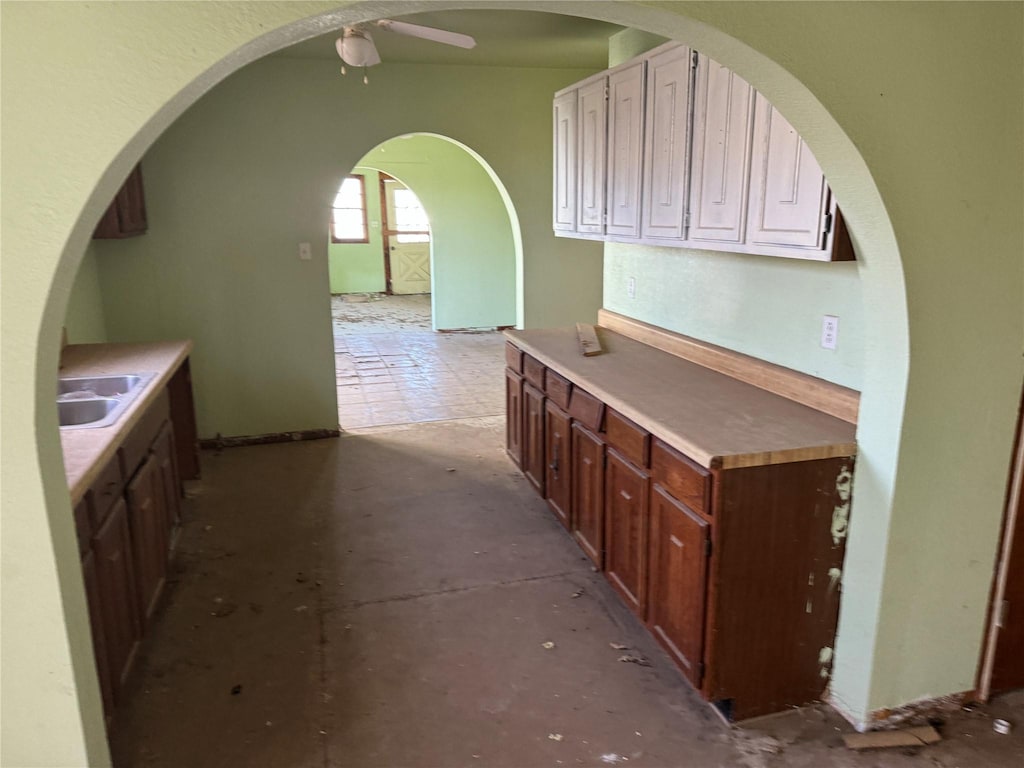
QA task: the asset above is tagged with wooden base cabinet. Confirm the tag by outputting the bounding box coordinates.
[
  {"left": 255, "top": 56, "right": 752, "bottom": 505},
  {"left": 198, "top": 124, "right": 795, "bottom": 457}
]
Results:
[
  {"left": 127, "top": 454, "right": 170, "bottom": 625},
  {"left": 522, "top": 382, "right": 546, "bottom": 497},
  {"left": 604, "top": 449, "right": 650, "bottom": 617},
  {"left": 505, "top": 369, "right": 524, "bottom": 467},
  {"left": 571, "top": 423, "right": 605, "bottom": 567},
  {"left": 647, "top": 484, "right": 710, "bottom": 689},
  {"left": 544, "top": 401, "right": 572, "bottom": 530}
]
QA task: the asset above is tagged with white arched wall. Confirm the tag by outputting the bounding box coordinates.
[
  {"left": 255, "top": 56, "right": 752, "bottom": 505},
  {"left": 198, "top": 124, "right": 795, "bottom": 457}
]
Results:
[{"left": 2, "top": 3, "right": 1020, "bottom": 765}]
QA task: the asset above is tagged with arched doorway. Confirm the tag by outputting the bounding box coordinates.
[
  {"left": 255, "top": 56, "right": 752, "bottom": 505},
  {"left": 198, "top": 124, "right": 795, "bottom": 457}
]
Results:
[{"left": 6, "top": 3, "right": 1021, "bottom": 764}]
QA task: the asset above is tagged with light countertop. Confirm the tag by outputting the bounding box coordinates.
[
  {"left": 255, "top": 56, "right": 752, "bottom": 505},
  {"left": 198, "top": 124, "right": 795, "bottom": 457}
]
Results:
[
  {"left": 60, "top": 340, "right": 192, "bottom": 503},
  {"left": 505, "top": 327, "right": 856, "bottom": 470}
]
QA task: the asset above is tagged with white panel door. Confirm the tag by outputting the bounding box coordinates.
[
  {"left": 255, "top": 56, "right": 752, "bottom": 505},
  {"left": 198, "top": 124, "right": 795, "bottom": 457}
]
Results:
[
  {"left": 553, "top": 89, "right": 577, "bottom": 232},
  {"left": 688, "top": 54, "right": 755, "bottom": 245},
  {"left": 640, "top": 45, "right": 693, "bottom": 241},
  {"left": 746, "top": 92, "right": 828, "bottom": 249},
  {"left": 384, "top": 181, "right": 431, "bottom": 295},
  {"left": 576, "top": 76, "right": 607, "bottom": 234},
  {"left": 605, "top": 62, "right": 645, "bottom": 238}
]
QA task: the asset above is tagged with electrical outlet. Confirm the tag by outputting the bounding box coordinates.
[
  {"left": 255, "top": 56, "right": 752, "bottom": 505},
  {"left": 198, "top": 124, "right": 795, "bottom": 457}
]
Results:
[
  {"left": 627, "top": 276, "right": 636, "bottom": 299},
  {"left": 821, "top": 315, "right": 839, "bottom": 350},
  {"left": 299, "top": 242, "right": 312, "bottom": 261}
]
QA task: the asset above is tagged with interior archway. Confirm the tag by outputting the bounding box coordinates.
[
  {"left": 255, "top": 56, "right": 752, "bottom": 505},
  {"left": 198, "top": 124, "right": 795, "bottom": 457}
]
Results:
[{"left": 20, "top": 3, "right": 1022, "bottom": 765}]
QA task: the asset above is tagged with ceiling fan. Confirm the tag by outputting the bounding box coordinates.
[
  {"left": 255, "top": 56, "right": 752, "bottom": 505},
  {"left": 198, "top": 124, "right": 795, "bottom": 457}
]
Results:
[{"left": 335, "top": 19, "right": 476, "bottom": 81}]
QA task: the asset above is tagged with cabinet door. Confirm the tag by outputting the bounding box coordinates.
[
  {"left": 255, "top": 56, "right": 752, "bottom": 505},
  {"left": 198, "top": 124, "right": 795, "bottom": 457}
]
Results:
[
  {"left": 92, "top": 496, "right": 140, "bottom": 696},
  {"left": 505, "top": 369, "right": 524, "bottom": 467},
  {"left": 571, "top": 423, "right": 605, "bottom": 567},
  {"left": 746, "top": 92, "right": 828, "bottom": 249},
  {"left": 647, "top": 484, "right": 709, "bottom": 689},
  {"left": 688, "top": 54, "right": 755, "bottom": 245},
  {"left": 81, "top": 549, "right": 114, "bottom": 719},
  {"left": 127, "top": 455, "right": 170, "bottom": 625},
  {"left": 522, "top": 382, "right": 546, "bottom": 497},
  {"left": 545, "top": 401, "right": 572, "bottom": 530},
  {"left": 576, "top": 76, "right": 607, "bottom": 234},
  {"left": 153, "top": 421, "right": 182, "bottom": 530},
  {"left": 553, "top": 89, "right": 578, "bottom": 232},
  {"left": 604, "top": 449, "right": 650, "bottom": 617},
  {"left": 605, "top": 62, "right": 645, "bottom": 238},
  {"left": 640, "top": 45, "right": 693, "bottom": 241}
]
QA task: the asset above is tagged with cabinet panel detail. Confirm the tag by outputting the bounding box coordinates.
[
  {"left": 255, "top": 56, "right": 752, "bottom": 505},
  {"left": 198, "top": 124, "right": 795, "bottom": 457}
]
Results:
[
  {"left": 604, "top": 449, "right": 650, "bottom": 616},
  {"left": 606, "top": 62, "right": 645, "bottom": 238},
  {"left": 572, "top": 423, "right": 606, "bottom": 567},
  {"left": 505, "top": 369, "right": 524, "bottom": 467},
  {"left": 127, "top": 455, "right": 170, "bottom": 625},
  {"left": 606, "top": 409, "right": 651, "bottom": 468},
  {"left": 577, "top": 77, "right": 607, "bottom": 233},
  {"left": 569, "top": 387, "right": 605, "bottom": 432},
  {"left": 641, "top": 45, "right": 693, "bottom": 240},
  {"left": 688, "top": 54, "right": 755, "bottom": 245},
  {"left": 523, "top": 382, "right": 547, "bottom": 497},
  {"left": 545, "top": 401, "right": 572, "bottom": 530},
  {"left": 747, "top": 92, "right": 828, "bottom": 249},
  {"left": 523, "top": 354, "right": 546, "bottom": 389},
  {"left": 505, "top": 342, "right": 524, "bottom": 373},
  {"left": 652, "top": 439, "right": 711, "bottom": 516},
  {"left": 544, "top": 369, "right": 572, "bottom": 410},
  {"left": 92, "top": 496, "right": 140, "bottom": 697},
  {"left": 553, "top": 90, "right": 578, "bottom": 231},
  {"left": 648, "top": 485, "right": 709, "bottom": 688}
]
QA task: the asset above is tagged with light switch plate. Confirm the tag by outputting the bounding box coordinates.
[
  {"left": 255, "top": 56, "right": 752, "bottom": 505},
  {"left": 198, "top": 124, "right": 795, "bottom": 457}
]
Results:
[
  {"left": 299, "top": 242, "right": 312, "bottom": 261},
  {"left": 821, "top": 315, "right": 839, "bottom": 350},
  {"left": 627, "top": 276, "right": 636, "bottom": 300}
]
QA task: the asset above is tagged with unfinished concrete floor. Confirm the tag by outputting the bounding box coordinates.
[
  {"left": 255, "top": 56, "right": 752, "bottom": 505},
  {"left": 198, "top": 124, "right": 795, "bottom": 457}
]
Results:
[{"left": 110, "top": 419, "right": 1024, "bottom": 768}]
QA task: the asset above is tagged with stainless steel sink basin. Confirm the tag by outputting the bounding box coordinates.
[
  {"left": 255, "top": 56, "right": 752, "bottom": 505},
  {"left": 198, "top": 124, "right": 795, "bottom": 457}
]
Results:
[
  {"left": 57, "top": 372, "right": 156, "bottom": 429},
  {"left": 58, "top": 374, "right": 145, "bottom": 398},
  {"left": 58, "top": 398, "right": 120, "bottom": 426}
]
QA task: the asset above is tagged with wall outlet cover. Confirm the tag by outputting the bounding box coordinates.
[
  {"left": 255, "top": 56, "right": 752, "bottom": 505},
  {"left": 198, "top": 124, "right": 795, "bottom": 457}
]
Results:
[{"left": 821, "top": 315, "right": 839, "bottom": 350}]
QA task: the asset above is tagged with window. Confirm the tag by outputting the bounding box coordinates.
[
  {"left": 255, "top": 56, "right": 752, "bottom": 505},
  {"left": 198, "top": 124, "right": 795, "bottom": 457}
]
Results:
[
  {"left": 330, "top": 175, "right": 368, "bottom": 243},
  {"left": 390, "top": 186, "right": 430, "bottom": 243}
]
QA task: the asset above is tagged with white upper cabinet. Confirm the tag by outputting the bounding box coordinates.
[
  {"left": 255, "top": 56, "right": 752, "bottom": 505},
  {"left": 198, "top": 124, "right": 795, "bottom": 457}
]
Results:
[
  {"left": 640, "top": 45, "right": 694, "bottom": 241},
  {"left": 687, "top": 54, "right": 755, "bottom": 246},
  {"left": 577, "top": 75, "right": 608, "bottom": 234},
  {"left": 605, "top": 62, "right": 645, "bottom": 239},
  {"left": 552, "top": 89, "right": 578, "bottom": 232},
  {"left": 746, "top": 92, "right": 829, "bottom": 250}
]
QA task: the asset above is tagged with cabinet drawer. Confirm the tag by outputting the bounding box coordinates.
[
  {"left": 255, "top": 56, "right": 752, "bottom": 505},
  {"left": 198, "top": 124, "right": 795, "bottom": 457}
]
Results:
[
  {"left": 651, "top": 439, "right": 711, "bottom": 516},
  {"left": 89, "top": 454, "right": 125, "bottom": 530},
  {"left": 120, "top": 389, "right": 170, "bottom": 478},
  {"left": 544, "top": 369, "right": 572, "bottom": 410},
  {"left": 606, "top": 409, "right": 650, "bottom": 468},
  {"left": 569, "top": 387, "right": 605, "bottom": 432},
  {"left": 505, "top": 342, "right": 523, "bottom": 373},
  {"left": 523, "top": 354, "right": 546, "bottom": 389}
]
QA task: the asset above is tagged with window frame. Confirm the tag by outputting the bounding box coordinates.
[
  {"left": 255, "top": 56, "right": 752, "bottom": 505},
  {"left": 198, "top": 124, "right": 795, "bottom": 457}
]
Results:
[{"left": 330, "top": 174, "right": 370, "bottom": 244}]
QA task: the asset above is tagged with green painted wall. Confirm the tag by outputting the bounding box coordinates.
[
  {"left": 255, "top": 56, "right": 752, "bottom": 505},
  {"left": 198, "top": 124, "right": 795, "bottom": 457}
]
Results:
[
  {"left": 63, "top": 243, "right": 108, "bottom": 344},
  {"left": 94, "top": 58, "right": 599, "bottom": 439},
  {"left": 327, "top": 168, "right": 387, "bottom": 295},
  {"left": 359, "top": 136, "right": 518, "bottom": 330},
  {"left": 2, "top": 3, "right": 1022, "bottom": 764}
]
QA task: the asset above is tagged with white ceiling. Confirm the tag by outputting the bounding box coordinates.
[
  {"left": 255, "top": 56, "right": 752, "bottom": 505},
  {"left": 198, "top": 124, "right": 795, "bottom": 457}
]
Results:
[{"left": 275, "top": 9, "right": 622, "bottom": 69}]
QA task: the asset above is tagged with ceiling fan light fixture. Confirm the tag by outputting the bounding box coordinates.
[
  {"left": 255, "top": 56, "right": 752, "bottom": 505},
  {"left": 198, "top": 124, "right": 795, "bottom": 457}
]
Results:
[{"left": 335, "top": 29, "right": 380, "bottom": 67}]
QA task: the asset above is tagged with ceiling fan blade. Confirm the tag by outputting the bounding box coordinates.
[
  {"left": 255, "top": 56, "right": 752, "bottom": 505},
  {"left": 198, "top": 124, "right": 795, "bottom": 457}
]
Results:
[
  {"left": 375, "top": 19, "right": 476, "bottom": 49},
  {"left": 336, "top": 28, "right": 381, "bottom": 67}
]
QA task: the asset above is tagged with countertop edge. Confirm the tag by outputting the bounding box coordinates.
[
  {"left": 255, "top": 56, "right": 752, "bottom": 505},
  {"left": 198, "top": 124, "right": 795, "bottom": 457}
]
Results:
[{"left": 64, "top": 340, "right": 193, "bottom": 504}]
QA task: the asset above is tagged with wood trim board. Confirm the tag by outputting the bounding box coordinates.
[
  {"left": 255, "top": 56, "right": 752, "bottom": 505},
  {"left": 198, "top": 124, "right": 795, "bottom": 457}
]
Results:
[{"left": 597, "top": 309, "right": 860, "bottom": 424}]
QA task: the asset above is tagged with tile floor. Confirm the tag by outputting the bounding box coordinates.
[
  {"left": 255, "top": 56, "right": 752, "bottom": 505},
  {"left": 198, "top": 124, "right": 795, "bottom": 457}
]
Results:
[{"left": 331, "top": 293, "right": 506, "bottom": 431}]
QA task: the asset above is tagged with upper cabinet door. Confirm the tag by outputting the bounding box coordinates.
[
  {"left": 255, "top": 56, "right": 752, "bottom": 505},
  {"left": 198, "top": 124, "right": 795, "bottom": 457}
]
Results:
[
  {"left": 688, "top": 55, "right": 755, "bottom": 246},
  {"left": 640, "top": 45, "right": 693, "bottom": 241},
  {"left": 553, "top": 89, "right": 578, "bottom": 232},
  {"left": 746, "top": 93, "right": 828, "bottom": 249},
  {"left": 577, "top": 76, "right": 607, "bottom": 234},
  {"left": 605, "top": 62, "right": 645, "bottom": 239}
]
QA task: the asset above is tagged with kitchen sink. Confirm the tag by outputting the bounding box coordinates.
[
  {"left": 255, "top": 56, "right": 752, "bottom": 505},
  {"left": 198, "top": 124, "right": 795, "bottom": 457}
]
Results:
[
  {"left": 58, "top": 374, "right": 145, "bottom": 398},
  {"left": 57, "top": 372, "right": 156, "bottom": 429}
]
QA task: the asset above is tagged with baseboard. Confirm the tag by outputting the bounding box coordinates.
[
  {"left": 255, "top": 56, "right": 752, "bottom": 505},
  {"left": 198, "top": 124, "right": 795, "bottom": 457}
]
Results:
[
  {"left": 827, "top": 690, "right": 974, "bottom": 732},
  {"left": 199, "top": 428, "right": 340, "bottom": 450}
]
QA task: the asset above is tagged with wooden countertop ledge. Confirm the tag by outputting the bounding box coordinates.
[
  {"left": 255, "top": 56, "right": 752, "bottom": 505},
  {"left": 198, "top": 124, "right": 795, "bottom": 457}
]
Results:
[
  {"left": 60, "top": 340, "right": 192, "bottom": 503},
  {"left": 505, "top": 327, "right": 856, "bottom": 470}
]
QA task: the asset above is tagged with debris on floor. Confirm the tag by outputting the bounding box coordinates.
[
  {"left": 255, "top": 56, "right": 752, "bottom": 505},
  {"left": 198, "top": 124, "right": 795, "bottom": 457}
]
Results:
[
  {"left": 843, "top": 724, "right": 941, "bottom": 750},
  {"left": 609, "top": 642, "right": 629, "bottom": 650},
  {"left": 617, "top": 654, "right": 651, "bottom": 667},
  {"left": 548, "top": 733, "right": 563, "bottom": 742},
  {"left": 541, "top": 641, "right": 556, "bottom": 650}
]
